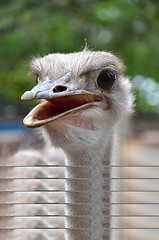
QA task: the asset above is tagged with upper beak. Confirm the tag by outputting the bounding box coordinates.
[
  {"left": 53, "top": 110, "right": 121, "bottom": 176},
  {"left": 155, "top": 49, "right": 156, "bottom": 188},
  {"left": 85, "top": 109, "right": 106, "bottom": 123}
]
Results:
[{"left": 21, "top": 72, "right": 72, "bottom": 100}]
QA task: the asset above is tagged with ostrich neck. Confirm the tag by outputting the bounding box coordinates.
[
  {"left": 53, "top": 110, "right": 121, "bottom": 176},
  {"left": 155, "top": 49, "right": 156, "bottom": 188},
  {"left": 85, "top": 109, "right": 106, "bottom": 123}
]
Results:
[{"left": 64, "top": 133, "right": 113, "bottom": 240}]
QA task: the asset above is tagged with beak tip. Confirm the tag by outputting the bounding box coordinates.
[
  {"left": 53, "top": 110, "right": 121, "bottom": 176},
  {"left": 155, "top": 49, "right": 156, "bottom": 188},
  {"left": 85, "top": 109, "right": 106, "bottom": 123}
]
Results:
[
  {"left": 21, "top": 91, "right": 34, "bottom": 100},
  {"left": 21, "top": 93, "right": 25, "bottom": 100},
  {"left": 23, "top": 114, "right": 32, "bottom": 127}
]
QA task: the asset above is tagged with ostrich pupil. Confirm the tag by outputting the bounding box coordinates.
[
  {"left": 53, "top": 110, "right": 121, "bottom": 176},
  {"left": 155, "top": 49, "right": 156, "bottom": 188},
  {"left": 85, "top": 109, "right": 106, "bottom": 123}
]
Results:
[{"left": 97, "top": 69, "right": 116, "bottom": 90}]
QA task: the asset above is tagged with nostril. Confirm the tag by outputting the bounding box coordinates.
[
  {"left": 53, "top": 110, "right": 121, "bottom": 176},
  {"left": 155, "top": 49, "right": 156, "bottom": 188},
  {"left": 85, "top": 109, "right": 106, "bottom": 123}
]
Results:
[{"left": 53, "top": 85, "right": 67, "bottom": 93}]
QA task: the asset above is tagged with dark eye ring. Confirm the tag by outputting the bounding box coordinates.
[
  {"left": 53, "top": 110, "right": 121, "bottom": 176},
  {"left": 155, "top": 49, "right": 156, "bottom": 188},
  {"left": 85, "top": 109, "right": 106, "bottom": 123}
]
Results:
[
  {"left": 96, "top": 68, "right": 116, "bottom": 90},
  {"left": 36, "top": 74, "right": 39, "bottom": 84}
]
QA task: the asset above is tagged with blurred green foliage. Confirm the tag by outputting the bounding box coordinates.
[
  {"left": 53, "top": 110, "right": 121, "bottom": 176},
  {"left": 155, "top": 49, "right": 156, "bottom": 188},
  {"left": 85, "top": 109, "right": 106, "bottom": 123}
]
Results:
[{"left": 0, "top": 0, "right": 159, "bottom": 115}]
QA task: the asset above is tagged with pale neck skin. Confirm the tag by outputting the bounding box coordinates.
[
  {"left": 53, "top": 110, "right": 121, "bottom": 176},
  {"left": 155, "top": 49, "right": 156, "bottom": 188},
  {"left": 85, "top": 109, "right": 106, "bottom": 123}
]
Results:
[
  {"left": 64, "top": 133, "right": 113, "bottom": 240},
  {"left": 43, "top": 110, "right": 115, "bottom": 240}
]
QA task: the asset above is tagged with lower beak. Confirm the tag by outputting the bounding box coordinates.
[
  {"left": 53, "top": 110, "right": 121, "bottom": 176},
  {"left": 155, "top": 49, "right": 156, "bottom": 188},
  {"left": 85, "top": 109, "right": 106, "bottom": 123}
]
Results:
[{"left": 22, "top": 92, "right": 104, "bottom": 128}]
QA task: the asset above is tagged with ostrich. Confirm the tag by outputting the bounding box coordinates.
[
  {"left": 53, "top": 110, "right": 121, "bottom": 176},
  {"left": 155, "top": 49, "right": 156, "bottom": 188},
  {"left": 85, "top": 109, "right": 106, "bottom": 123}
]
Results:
[{"left": 21, "top": 49, "right": 133, "bottom": 240}]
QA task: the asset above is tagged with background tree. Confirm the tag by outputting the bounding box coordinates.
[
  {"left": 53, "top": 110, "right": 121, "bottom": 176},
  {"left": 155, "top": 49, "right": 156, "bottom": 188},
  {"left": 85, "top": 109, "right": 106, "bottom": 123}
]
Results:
[{"left": 0, "top": 0, "right": 159, "bottom": 116}]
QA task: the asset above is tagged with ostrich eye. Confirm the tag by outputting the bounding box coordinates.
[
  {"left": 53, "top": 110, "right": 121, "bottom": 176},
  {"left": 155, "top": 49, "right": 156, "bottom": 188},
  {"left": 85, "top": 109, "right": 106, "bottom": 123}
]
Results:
[
  {"left": 36, "top": 74, "right": 39, "bottom": 84},
  {"left": 97, "top": 69, "right": 116, "bottom": 90}
]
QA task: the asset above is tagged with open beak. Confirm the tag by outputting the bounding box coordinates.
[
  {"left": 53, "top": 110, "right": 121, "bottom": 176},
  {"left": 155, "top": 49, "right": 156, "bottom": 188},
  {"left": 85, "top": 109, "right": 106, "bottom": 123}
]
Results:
[{"left": 21, "top": 73, "right": 104, "bottom": 128}]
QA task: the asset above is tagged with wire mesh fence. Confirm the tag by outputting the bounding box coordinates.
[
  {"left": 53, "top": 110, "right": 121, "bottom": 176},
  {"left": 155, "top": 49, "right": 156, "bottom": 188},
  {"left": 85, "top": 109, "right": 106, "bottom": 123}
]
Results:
[{"left": 0, "top": 118, "right": 159, "bottom": 240}]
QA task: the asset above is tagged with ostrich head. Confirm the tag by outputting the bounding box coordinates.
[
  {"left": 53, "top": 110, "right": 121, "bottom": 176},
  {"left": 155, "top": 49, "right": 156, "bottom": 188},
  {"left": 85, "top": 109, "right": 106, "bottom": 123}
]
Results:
[{"left": 21, "top": 50, "right": 133, "bottom": 153}]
